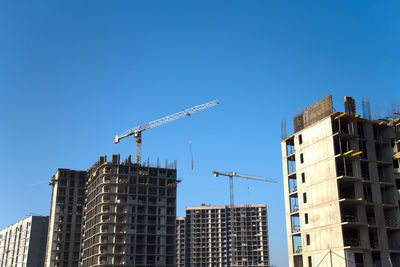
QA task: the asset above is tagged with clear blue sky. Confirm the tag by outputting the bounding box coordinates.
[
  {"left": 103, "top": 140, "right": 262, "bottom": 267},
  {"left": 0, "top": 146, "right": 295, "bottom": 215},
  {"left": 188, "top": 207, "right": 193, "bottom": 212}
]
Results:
[{"left": 0, "top": 1, "right": 398, "bottom": 266}]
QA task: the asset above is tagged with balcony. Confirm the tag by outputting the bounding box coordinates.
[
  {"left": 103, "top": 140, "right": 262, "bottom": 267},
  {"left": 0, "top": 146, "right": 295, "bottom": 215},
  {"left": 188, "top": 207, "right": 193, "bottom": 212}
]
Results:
[
  {"left": 287, "top": 158, "right": 296, "bottom": 175},
  {"left": 389, "top": 241, "right": 400, "bottom": 251},
  {"left": 292, "top": 225, "right": 300, "bottom": 233},
  {"left": 99, "top": 256, "right": 111, "bottom": 265},
  {"left": 99, "top": 246, "right": 112, "bottom": 254},
  {"left": 292, "top": 235, "right": 302, "bottom": 255},
  {"left": 385, "top": 218, "right": 400, "bottom": 228},
  {"left": 294, "top": 245, "right": 302, "bottom": 254},
  {"left": 101, "top": 226, "right": 111, "bottom": 233},
  {"left": 291, "top": 212, "right": 300, "bottom": 234},
  {"left": 289, "top": 195, "right": 299, "bottom": 214},
  {"left": 100, "top": 237, "right": 109, "bottom": 244}
]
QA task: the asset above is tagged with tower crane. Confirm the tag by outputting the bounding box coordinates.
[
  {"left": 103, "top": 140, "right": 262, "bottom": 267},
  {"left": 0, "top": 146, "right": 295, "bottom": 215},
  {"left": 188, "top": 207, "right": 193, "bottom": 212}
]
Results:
[
  {"left": 211, "top": 171, "right": 278, "bottom": 206},
  {"left": 114, "top": 99, "right": 219, "bottom": 164},
  {"left": 211, "top": 171, "right": 277, "bottom": 266}
]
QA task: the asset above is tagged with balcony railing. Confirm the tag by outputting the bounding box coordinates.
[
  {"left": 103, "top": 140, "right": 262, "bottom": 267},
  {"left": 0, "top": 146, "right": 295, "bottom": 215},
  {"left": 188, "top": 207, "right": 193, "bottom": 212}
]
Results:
[
  {"left": 389, "top": 240, "right": 400, "bottom": 250},
  {"left": 385, "top": 218, "right": 400, "bottom": 227},
  {"left": 294, "top": 245, "right": 302, "bottom": 254},
  {"left": 291, "top": 204, "right": 299, "bottom": 213},
  {"left": 292, "top": 225, "right": 300, "bottom": 233}
]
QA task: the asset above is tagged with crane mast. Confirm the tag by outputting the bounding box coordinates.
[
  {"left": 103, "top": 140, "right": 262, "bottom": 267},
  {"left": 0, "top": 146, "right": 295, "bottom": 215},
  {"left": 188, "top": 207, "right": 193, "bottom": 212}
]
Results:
[
  {"left": 212, "top": 171, "right": 277, "bottom": 266},
  {"left": 114, "top": 99, "right": 219, "bottom": 164}
]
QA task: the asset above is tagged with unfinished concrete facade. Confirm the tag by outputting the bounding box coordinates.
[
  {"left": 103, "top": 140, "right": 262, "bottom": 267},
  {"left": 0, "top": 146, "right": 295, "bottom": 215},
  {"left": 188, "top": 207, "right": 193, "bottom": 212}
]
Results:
[
  {"left": 0, "top": 216, "right": 49, "bottom": 267},
  {"left": 45, "top": 169, "right": 87, "bottom": 267},
  {"left": 176, "top": 217, "right": 186, "bottom": 267},
  {"left": 281, "top": 96, "right": 400, "bottom": 267},
  {"left": 177, "top": 204, "right": 269, "bottom": 267},
  {"left": 81, "top": 155, "right": 178, "bottom": 267}
]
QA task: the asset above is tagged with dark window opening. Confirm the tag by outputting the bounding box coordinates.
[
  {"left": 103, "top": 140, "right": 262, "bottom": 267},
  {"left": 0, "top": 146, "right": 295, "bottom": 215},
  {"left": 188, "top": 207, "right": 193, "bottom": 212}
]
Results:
[
  {"left": 372, "top": 252, "right": 381, "bottom": 266},
  {"left": 305, "top": 213, "right": 309, "bottom": 224},
  {"left": 343, "top": 228, "right": 360, "bottom": 246},
  {"left": 339, "top": 183, "right": 355, "bottom": 199},
  {"left": 363, "top": 183, "right": 373, "bottom": 202},
  {"left": 300, "top": 153, "right": 304, "bottom": 163},
  {"left": 375, "top": 143, "right": 384, "bottom": 161},
  {"left": 361, "top": 161, "right": 369, "bottom": 180},
  {"left": 303, "top": 193, "right": 307, "bottom": 204},
  {"left": 366, "top": 206, "right": 376, "bottom": 225},
  {"left": 336, "top": 157, "right": 353, "bottom": 177},
  {"left": 301, "top": 173, "right": 305, "bottom": 183},
  {"left": 334, "top": 137, "right": 351, "bottom": 155},
  {"left": 358, "top": 140, "right": 368, "bottom": 159},
  {"left": 308, "top": 256, "right": 312, "bottom": 267},
  {"left": 393, "top": 159, "right": 399, "bottom": 169},
  {"left": 357, "top": 123, "right": 365, "bottom": 138},
  {"left": 354, "top": 253, "right": 364, "bottom": 266},
  {"left": 299, "top": 134, "right": 303, "bottom": 145},
  {"left": 306, "top": 234, "right": 310, "bottom": 245}
]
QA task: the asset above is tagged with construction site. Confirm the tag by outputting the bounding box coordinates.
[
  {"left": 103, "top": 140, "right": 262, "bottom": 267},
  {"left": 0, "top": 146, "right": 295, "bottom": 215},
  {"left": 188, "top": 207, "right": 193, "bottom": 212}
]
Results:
[
  {"left": 282, "top": 96, "right": 400, "bottom": 267},
  {"left": 2, "top": 96, "right": 400, "bottom": 267},
  {"left": 39, "top": 99, "right": 277, "bottom": 267}
]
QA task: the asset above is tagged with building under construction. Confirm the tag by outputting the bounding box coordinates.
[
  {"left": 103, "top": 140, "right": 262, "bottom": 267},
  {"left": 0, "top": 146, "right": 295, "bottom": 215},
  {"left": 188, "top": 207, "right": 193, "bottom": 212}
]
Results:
[
  {"left": 80, "top": 155, "right": 178, "bottom": 267},
  {"left": 45, "top": 169, "right": 87, "bottom": 267},
  {"left": 0, "top": 216, "right": 49, "bottom": 267},
  {"left": 281, "top": 96, "right": 400, "bottom": 267},
  {"left": 176, "top": 204, "right": 270, "bottom": 267},
  {"left": 176, "top": 217, "right": 186, "bottom": 267}
]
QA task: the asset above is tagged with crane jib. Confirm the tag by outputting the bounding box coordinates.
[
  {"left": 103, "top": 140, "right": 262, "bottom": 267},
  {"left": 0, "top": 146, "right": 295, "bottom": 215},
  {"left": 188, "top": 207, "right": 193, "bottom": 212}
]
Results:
[{"left": 114, "top": 99, "right": 219, "bottom": 164}]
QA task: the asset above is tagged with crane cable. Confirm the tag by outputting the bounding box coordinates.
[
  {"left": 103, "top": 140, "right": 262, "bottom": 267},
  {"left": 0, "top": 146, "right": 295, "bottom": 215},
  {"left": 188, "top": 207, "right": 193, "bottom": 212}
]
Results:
[
  {"left": 247, "top": 178, "right": 251, "bottom": 204},
  {"left": 187, "top": 113, "right": 194, "bottom": 170}
]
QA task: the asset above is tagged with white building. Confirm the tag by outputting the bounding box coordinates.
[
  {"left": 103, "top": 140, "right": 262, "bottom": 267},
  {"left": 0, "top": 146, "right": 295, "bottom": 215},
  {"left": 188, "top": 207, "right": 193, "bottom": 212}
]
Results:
[{"left": 0, "top": 216, "right": 49, "bottom": 267}]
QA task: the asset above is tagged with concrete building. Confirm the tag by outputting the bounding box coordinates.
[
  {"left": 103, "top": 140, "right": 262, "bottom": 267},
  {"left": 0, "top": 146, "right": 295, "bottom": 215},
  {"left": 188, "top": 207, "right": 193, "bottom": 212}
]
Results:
[
  {"left": 45, "top": 168, "right": 87, "bottom": 267},
  {"left": 0, "top": 216, "right": 49, "bottom": 267},
  {"left": 81, "top": 155, "right": 178, "bottom": 267},
  {"left": 177, "top": 204, "right": 270, "bottom": 267},
  {"left": 176, "top": 217, "right": 186, "bottom": 267},
  {"left": 281, "top": 96, "right": 400, "bottom": 267}
]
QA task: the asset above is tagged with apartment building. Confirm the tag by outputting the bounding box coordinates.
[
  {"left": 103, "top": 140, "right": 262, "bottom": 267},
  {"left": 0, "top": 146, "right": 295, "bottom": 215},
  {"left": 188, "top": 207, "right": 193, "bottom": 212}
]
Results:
[
  {"left": 45, "top": 169, "right": 87, "bottom": 267},
  {"left": 281, "top": 96, "right": 400, "bottom": 267},
  {"left": 81, "top": 155, "right": 178, "bottom": 267},
  {"left": 176, "top": 217, "right": 186, "bottom": 267},
  {"left": 177, "top": 204, "right": 270, "bottom": 267},
  {"left": 0, "top": 216, "right": 49, "bottom": 267}
]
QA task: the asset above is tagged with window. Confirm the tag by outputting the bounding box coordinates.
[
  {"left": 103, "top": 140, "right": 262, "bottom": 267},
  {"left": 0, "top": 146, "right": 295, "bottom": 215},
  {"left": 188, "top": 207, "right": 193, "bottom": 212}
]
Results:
[
  {"left": 300, "top": 153, "right": 304, "bottom": 163},
  {"left": 308, "top": 256, "right": 312, "bottom": 267},
  {"left": 306, "top": 234, "right": 310, "bottom": 245},
  {"left": 394, "top": 159, "right": 399, "bottom": 169},
  {"left": 305, "top": 213, "right": 309, "bottom": 224},
  {"left": 303, "top": 193, "right": 307, "bottom": 203},
  {"left": 302, "top": 173, "right": 305, "bottom": 183},
  {"left": 299, "top": 134, "right": 303, "bottom": 145}
]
